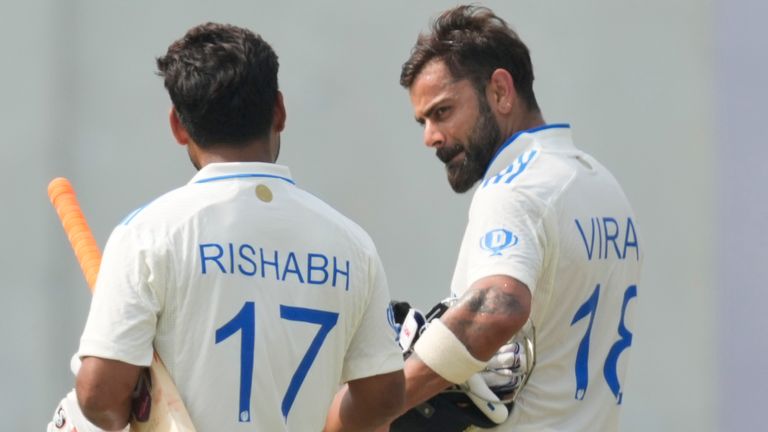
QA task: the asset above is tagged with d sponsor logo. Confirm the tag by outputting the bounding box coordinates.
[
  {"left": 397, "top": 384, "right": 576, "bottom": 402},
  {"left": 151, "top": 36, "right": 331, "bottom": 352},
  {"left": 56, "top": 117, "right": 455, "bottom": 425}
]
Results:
[{"left": 480, "top": 228, "right": 519, "bottom": 256}]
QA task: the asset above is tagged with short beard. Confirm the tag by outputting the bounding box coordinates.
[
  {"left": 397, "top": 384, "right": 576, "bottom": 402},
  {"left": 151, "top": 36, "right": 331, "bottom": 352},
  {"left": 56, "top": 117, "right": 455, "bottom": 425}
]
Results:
[{"left": 442, "top": 97, "right": 502, "bottom": 193}]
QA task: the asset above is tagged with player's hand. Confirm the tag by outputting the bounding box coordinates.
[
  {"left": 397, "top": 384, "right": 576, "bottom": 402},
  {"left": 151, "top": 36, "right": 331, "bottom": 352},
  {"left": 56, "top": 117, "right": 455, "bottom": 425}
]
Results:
[
  {"left": 391, "top": 296, "right": 457, "bottom": 355},
  {"left": 480, "top": 341, "right": 527, "bottom": 399}
]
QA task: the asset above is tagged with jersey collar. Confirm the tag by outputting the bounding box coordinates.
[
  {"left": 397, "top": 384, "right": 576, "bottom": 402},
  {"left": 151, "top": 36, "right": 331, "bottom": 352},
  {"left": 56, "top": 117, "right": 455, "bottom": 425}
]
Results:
[
  {"left": 484, "top": 123, "right": 572, "bottom": 177},
  {"left": 189, "top": 162, "right": 295, "bottom": 185}
]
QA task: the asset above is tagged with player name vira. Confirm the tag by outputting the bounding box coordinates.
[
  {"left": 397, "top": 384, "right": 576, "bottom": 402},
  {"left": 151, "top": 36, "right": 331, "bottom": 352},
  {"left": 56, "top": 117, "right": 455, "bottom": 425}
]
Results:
[
  {"left": 574, "top": 216, "right": 639, "bottom": 261},
  {"left": 199, "top": 242, "right": 351, "bottom": 290}
]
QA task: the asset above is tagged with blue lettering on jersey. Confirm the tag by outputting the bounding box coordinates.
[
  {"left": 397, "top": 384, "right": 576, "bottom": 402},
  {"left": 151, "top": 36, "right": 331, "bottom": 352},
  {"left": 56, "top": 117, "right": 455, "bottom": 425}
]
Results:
[
  {"left": 481, "top": 149, "right": 538, "bottom": 188},
  {"left": 332, "top": 257, "right": 350, "bottom": 291},
  {"left": 574, "top": 217, "right": 639, "bottom": 260},
  {"left": 199, "top": 242, "right": 351, "bottom": 289},
  {"left": 282, "top": 252, "right": 305, "bottom": 283},
  {"left": 480, "top": 228, "right": 519, "bottom": 256},
  {"left": 307, "top": 253, "right": 329, "bottom": 284},
  {"left": 238, "top": 244, "right": 258, "bottom": 276},
  {"left": 200, "top": 243, "right": 226, "bottom": 273},
  {"left": 260, "top": 248, "right": 280, "bottom": 279}
]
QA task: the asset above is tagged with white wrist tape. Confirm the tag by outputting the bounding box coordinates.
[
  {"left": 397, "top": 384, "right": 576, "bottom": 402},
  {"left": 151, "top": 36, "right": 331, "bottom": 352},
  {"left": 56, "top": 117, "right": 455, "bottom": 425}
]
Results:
[{"left": 413, "top": 319, "right": 487, "bottom": 384}]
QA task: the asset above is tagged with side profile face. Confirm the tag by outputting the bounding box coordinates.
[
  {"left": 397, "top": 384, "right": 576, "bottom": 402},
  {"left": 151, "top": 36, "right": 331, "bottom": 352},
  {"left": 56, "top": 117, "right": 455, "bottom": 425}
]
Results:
[{"left": 409, "top": 60, "right": 501, "bottom": 193}]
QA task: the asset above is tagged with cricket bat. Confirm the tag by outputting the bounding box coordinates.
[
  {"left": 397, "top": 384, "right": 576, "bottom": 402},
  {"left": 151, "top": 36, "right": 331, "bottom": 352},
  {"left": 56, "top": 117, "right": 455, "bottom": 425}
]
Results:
[{"left": 48, "top": 177, "right": 197, "bottom": 432}]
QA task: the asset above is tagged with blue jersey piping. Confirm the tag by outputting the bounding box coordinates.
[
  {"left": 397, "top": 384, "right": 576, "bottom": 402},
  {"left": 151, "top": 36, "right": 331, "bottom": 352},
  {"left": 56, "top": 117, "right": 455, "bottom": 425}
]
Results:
[
  {"left": 485, "top": 123, "right": 570, "bottom": 176},
  {"left": 121, "top": 173, "right": 295, "bottom": 226},
  {"left": 195, "top": 173, "right": 296, "bottom": 185}
]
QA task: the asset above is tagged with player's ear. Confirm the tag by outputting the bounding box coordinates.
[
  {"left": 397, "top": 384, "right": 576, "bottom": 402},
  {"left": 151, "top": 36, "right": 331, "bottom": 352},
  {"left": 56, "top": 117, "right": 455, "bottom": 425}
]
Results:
[
  {"left": 487, "top": 69, "right": 517, "bottom": 115},
  {"left": 169, "top": 107, "right": 191, "bottom": 146},
  {"left": 272, "top": 91, "right": 286, "bottom": 133}
]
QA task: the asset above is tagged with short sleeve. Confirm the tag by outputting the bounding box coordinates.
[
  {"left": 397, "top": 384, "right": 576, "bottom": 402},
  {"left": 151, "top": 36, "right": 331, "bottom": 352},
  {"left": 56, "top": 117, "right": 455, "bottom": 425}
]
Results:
[
  {"left": 77, "top": 225, "right": 164, "bottom": 366},
  {"left": 340, "top": 253, "right": 403, "bottom": 382},
  {"left": 463, "top": 186, "right": 546, "bottom": 293}
]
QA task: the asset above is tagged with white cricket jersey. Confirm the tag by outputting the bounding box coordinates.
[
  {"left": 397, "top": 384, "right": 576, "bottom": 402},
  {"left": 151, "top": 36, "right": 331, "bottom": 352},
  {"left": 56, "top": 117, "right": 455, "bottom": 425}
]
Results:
[
  {"left": 78, "top": 162, "right": 403, "bottom": 431},
  {"left": 450, "top": 125, "right": 643, "bottom": 431}
]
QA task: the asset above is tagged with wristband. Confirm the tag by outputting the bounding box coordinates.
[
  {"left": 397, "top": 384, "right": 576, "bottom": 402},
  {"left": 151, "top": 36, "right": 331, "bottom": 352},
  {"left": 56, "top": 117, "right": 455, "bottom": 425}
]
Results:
[{"left": 413, "top": 319, "right": 487, "bottom": 383}]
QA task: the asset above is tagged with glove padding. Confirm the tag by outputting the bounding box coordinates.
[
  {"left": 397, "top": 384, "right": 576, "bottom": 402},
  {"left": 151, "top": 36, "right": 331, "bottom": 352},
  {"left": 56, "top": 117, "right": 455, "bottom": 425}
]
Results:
[
  {"left": 487, "top": 320, "right": 536, "bottom": 403},
  {"left": 481, "top": 341, "right": 529, "bottom": 402},
  {"left": 389, "top": 298, "right": 535, "bottom": 431}
]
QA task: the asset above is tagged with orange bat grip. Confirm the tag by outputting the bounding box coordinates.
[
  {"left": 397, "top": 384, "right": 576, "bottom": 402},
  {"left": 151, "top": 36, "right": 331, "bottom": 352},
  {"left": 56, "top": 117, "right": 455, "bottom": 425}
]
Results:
[{"left": 48, "top": 177, "right": 102, "bottom": 292}]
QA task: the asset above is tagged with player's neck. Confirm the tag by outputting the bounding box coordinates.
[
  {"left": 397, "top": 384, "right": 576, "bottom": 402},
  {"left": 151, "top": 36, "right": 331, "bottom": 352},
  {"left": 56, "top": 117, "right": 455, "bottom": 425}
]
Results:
[
  {"left": 502, "top": 109, "right": 546, "bottom": 140},
  {"left": 191, "top": 140, "right": 278, "bottom": 169}
]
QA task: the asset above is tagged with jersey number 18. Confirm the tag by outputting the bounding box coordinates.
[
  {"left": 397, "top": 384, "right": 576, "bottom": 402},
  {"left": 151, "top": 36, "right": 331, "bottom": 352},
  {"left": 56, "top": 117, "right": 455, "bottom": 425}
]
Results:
[{"left": 570, "top": 284, "right": 637, "bottom": 404}]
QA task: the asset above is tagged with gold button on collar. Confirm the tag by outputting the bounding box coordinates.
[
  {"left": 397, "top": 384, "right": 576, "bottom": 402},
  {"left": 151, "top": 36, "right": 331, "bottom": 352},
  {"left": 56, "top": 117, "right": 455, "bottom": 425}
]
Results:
[{"left": 255, "top": 184, "right": 273, "bottom": 202}]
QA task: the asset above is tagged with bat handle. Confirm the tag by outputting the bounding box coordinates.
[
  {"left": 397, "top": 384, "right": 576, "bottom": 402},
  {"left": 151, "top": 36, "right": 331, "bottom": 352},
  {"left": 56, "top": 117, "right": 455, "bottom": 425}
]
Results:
[{"left": 47, "top": 177, "right": 102, "bottom": 291}]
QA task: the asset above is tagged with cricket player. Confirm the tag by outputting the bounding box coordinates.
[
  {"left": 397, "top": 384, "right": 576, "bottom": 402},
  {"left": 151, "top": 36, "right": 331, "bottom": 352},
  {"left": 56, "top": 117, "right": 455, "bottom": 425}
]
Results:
[
  {"left": 47, "top": 23, "right": 404, "bottom": 431},
  {"left": 390, "top": 5, "right": 643, "bottom": 431}
]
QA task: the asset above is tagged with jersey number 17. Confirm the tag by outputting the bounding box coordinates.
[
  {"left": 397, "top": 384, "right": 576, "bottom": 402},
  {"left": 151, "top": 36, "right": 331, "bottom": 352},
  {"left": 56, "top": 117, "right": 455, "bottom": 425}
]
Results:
[{"left": 215, "top": 302, "right": 339, "bottom": 422}]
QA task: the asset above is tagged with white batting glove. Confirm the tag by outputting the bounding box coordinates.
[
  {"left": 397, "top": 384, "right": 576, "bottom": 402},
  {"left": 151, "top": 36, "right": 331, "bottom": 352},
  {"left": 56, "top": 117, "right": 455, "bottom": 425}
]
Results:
[
  {"left": 481, "top": 342, "right": 528, "bottom": 396},
  {"left": 46, "top": 389, "right": 129, "bottom": 432},
  {"left": 486, "top": 342, "right": 527, "bottom": 374},
  {"left": 461, "top": 373, "right": 511, "bottom": 424},
  {"left": 397, "top": 307, "right": 426, "bottom": 353}
]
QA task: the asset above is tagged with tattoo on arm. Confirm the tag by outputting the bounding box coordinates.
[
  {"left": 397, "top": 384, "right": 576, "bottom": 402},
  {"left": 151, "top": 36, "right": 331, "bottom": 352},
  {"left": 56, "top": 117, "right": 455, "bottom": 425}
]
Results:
[
  {"left": 457, "top": 284, "right": 524, "bottom": 317},
  {"left": 446, "top": 282, "right": 530, "bottom": 357}
]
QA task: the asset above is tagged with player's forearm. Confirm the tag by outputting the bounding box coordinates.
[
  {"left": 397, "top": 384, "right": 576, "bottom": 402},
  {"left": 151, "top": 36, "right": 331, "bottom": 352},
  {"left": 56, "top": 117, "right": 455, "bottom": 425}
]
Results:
[
  {"left": 323, "top": 387, "right": 350, "bottom": 432},
  {"left": 76, "top": 395, "right": 131, "bottom": 430},
  {"left": 402, "top": 352, "right": 453, "bottom": 410},
  {"left": 324, "top": 388, "right": 377, "bottom": 431},
  {"left": 76, "top": 357, "right": 141, "bottom": 431},
  {"left": 442, "top": 275, "right": 531, "bottom": 360},
  {"left": 324, "top": 371, "right": 405, "bottom": 432},
  {"left": 324, "top": 390, "right": 397, "bottom": 431}
]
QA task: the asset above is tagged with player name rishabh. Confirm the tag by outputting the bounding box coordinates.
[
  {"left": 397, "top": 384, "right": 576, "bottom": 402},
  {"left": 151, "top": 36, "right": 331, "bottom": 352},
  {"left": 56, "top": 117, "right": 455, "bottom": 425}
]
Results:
[{"left": 199, "top": 242, "right": 351, "bottom": 290}]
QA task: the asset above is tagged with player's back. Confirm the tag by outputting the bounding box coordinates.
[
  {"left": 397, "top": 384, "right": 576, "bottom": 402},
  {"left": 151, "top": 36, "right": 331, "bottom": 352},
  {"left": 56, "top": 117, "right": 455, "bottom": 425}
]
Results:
[
  {"left": 452, "top": 126, "right": 642, "bottom": 431},
  {"left": 506, "top": 132, "right": 643, "bottom": 431},
  {"left": 120, "top": 162, "right": 400, "bottom": 431}
]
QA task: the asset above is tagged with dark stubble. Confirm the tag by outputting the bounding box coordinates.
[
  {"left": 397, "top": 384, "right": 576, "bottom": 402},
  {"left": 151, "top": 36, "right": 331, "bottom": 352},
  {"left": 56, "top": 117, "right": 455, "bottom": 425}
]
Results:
[{"left": 436, "top": 95, "right": 502, "bottom": 193}]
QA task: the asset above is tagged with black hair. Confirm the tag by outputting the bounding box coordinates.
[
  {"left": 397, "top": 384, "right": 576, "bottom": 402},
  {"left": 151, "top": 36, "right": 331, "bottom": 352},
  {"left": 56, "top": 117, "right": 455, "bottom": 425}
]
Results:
[{"left": 157, "top": 22, "right": 280, "bottom": 147}]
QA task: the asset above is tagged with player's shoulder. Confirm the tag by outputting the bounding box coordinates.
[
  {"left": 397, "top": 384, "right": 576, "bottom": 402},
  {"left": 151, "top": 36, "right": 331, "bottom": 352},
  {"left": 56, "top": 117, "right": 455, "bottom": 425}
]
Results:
[
  {"left": 109, "top": 182, "right": 224, "bottom": 248},
  {"left": 480, "top": 147, "right": 543, "bottom": 190},
  {"left": 117, "top": 184, "right": 196, "bottom": 227},
  {"left": 478, "top": 146, "right": 581, "bottom": 203},
  {"left": 97, "top": 185, "right": 192, "bottom": 253}
]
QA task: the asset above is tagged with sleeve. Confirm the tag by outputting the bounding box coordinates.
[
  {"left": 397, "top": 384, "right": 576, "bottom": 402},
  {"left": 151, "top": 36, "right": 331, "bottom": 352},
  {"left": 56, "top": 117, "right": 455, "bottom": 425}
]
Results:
[
  {"left": 77, "top": 225, "right": 165, "bottom": 367},
  {"left": 464, "top": 186, "right": 547, "bottom": 293},
  {"left": 340, "top": 252, "right": 404, "bottom": 382}
]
